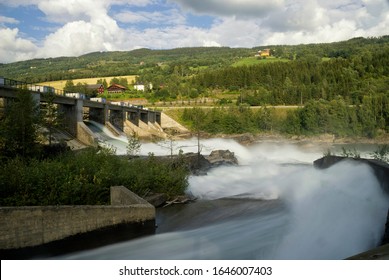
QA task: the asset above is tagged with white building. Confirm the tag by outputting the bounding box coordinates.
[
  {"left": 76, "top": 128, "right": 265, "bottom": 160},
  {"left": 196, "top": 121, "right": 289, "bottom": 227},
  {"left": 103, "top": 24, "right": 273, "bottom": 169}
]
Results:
[{"left": 134, "top": 83, "right": 153, "bottom": 92}]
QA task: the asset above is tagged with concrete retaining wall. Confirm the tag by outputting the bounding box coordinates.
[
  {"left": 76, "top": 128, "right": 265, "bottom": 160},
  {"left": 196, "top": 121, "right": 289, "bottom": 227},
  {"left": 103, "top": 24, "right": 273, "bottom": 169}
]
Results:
[
  {"left": 77, "top": 122, "right": 98, "bottom": 146},
  {"left": 0, "top": 186, "right": 155, "bottom": 251}
]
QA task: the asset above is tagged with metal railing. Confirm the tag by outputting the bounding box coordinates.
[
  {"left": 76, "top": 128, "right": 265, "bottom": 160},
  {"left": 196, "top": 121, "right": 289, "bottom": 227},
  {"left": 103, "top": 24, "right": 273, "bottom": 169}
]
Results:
[
  {"left": 0, "top": 77, "right": 157, "bottom": 111},
  {"left": 0, "top": 77, "right": 67, "bottom": 96}
]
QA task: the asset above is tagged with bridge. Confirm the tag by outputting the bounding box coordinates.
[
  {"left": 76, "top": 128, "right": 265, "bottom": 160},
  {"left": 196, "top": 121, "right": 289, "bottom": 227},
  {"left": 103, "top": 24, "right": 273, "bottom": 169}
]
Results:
[{"left": 0, "top": 77, "right": 164, "bottom": 145}]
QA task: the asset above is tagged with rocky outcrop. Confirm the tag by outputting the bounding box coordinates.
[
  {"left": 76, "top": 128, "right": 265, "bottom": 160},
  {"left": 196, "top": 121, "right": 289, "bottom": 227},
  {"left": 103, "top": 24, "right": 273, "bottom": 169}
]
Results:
[
  {"left": 206, "top": 150, "right": 239, "bottom": 167},
  {"left": 182, "top": 149, "right": 238, "bottom": 175}
]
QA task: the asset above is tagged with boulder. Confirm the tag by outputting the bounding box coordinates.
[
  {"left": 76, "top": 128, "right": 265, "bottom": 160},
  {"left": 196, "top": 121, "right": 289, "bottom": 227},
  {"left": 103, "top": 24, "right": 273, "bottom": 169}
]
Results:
[
  {"left": 231, "top": 133, "right": 255, "bottom": 145},
  {"left": 144, "top": 193, "right": 168, "bottom": 207},
  {"left": 182, "top": 152, "right": 212, "bottom": 175},
  {"left": 206, "top": 150, "right": 238, "bottom": 167},
  {"left": 181, "top": 150, "right": 239, "bottom": 175}
]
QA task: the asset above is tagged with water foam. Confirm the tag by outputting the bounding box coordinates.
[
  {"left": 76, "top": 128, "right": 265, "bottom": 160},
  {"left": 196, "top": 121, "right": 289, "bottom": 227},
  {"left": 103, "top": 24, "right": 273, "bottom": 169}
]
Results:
[
  {"left": 188, "top": 143, "right": 388, "bottom": 259},
  {"left": 67, "top": 128, "right": 389, "bottom": 259}
]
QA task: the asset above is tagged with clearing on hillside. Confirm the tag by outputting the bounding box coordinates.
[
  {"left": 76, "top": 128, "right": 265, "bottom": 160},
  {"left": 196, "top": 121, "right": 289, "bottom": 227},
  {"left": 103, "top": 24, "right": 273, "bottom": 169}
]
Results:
[{"left": 38, "top": 75, "right": 137, "bottom": 90}]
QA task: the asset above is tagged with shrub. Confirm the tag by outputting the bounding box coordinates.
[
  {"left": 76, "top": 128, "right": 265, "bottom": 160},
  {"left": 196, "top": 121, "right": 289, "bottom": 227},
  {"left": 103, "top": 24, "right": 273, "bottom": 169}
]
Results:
[{"left": 0, "top": 148, "right": 189, "bottom": 206}]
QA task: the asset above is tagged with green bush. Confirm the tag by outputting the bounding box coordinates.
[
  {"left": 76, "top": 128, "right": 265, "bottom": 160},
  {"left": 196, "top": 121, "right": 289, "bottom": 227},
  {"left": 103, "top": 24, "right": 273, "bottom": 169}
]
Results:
[{"left": 0, "top": 148, "right": 189, "bottom": 206}]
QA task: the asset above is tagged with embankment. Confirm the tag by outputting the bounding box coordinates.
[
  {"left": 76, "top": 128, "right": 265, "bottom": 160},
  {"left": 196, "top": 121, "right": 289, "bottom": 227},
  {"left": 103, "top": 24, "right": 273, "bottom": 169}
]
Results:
[{"left": 0, "top": 186, "right": 155, "bottom": 259}]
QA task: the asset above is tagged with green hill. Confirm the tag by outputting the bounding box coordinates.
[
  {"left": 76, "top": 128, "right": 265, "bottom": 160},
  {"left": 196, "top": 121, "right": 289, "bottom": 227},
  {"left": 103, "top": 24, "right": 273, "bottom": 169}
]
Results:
[{"left": 1, "top": 36, "right": 388, "bottom": 84}]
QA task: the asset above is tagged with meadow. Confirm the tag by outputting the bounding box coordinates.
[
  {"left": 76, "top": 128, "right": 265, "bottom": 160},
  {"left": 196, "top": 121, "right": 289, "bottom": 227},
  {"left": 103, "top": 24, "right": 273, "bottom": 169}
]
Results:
[
  {"left": 232, "top": 56, "right": 289, "bottom": 67},
  {"left": 37, "top": 75, "right": 137, "bottom": 90}
]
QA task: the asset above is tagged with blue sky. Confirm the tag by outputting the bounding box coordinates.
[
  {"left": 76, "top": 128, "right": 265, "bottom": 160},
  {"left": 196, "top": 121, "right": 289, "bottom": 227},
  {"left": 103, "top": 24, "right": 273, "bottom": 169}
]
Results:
[{"left": 0, "top": 0, "right": 388, "bottom": 63}]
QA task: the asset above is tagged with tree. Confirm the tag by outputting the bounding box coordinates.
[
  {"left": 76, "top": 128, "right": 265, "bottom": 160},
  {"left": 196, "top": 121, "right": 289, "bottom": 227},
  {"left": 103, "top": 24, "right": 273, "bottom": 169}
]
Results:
[
  {"left": 42, "top": 92, "right": 62, "bottom": 146},
  {"left": 118, "top": 77, "right": 129, "bottom": 88},
  {"left": 127, "top": 132, "right": 141, "bottom": 157},
  {"left": 64, "top": 80, "right": 75, "bottom": 92},
  {"left": 0, "top": 89, "right": 41, "bottom": 157},
  {"left": 96, "top": 78, "right": 108, "bottom": 89},
  {"left": 110, "top": 77, "right": 120, "bottom": 86}
]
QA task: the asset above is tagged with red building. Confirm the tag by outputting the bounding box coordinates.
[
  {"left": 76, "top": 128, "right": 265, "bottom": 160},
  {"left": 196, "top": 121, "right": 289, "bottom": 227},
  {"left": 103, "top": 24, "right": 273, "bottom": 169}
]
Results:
[{"left": 87, "top": 84, "right": 104, "bottom": 94}]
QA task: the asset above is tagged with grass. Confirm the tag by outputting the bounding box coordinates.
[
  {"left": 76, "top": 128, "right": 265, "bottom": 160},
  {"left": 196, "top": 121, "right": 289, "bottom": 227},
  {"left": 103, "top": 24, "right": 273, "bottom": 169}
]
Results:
[
  {"left": 37, "top": 75, "right": 137, "bottom": 90},
  {"left": 232, "top": 57, "right": 290, "bottom": 67}
]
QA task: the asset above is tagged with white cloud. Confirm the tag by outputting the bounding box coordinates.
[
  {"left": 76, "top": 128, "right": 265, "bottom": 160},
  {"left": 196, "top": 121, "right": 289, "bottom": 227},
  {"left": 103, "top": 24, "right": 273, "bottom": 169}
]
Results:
[
  {"left": 0, "top": 16, "right": 19, "bottom": 25},
  {"left": 112, "top": 0, "right": 156, "bottom": 6},
  {"left": 0, "top": 28, "right": 38, "bottom": 63},
  {"left": 37, "top": 15, "right": 125, "bottom": 58},
  {"left": 0, "top": 0, "right": 40, "bottom": 6},
  {"left": 0, "top": 0, "right": 389, "bottom": 63},
  {"left": 262, "top": 0, "right": 328, "bottom": 32},
  {"left": 114, "top": 9, "right": 186, "bottom": 25},
  {"left": 36, "top": 0, "right": 109, "bottom": 23},
  {"left": 171, "top": 0, "right": 284, "bottom": 18}
]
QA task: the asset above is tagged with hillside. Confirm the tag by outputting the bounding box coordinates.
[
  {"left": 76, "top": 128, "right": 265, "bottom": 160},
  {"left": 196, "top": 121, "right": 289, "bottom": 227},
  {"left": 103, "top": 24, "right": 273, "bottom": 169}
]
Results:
[
  {"left": 1, "top": 36, "right": 388, "bottom": 84},
  {"left": 0, "top": 47, "right": 251, "bottom": 83}
]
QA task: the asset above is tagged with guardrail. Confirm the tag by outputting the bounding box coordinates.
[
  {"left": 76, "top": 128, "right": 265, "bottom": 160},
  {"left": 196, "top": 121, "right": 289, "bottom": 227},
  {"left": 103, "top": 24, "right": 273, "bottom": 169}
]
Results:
[
  {"left": 0, "top": 77, "right": 153, "bottom": 111},
  {"left": 0, "top": 77, "right": 67, "bottom": 96}
]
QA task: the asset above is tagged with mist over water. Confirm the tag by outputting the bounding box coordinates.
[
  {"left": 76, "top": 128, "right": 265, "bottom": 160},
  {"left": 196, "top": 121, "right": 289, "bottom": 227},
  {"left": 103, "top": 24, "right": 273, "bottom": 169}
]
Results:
[{"left": 68, "top": 123, "right": 389, "bottom": 259}]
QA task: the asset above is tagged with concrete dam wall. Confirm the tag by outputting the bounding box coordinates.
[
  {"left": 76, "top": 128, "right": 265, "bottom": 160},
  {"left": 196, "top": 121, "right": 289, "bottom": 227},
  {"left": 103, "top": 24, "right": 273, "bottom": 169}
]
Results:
[{"left": 0, "top": 186, "right": 155, "bottom": 258}]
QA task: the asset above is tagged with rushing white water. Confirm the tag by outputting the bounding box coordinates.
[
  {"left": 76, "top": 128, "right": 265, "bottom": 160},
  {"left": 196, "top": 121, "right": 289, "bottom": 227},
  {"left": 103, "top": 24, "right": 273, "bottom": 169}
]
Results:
[{"left": 66, "top": 123, "right": 389, "bottom": 260}]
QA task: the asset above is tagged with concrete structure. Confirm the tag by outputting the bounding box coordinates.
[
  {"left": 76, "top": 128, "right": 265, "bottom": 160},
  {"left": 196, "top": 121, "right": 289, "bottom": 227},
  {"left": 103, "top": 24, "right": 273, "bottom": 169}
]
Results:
[
  {"left": 0, "top": 77, "right": 162, "bottom": 144},
  {"left": 0, "top": 186, "right": 155, "bottom": 258}
]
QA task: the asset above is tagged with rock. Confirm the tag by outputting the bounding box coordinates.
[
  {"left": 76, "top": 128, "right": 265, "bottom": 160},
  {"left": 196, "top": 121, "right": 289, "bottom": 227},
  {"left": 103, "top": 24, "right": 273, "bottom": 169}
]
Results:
[
  {"left": 180, "top": 150, "right": 239, "bottom": 175},
  {"left": 182, "top": 152, "right": 212, "bottom": 174},
  {"left": 231, "top": 133, "right": 255, "bottom": 145},
  {"left": 206, "top": 150, "right": 238, "bottom": 167},
  {"left": 144, "top": 193, "right": 168, "bottom": 207},
  {"left": 313, "top": 155, "right": 346, "bottom": 169}
]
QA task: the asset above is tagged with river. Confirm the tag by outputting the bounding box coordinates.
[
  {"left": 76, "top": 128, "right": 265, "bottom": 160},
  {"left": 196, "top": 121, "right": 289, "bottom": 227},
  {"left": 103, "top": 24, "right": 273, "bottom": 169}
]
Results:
[{"left": 68, "top": 122, "right": 389, "bottom": 259}]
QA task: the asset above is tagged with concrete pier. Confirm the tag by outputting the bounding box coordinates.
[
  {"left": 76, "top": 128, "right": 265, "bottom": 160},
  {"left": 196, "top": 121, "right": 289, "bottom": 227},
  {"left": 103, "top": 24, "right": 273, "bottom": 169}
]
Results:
[{"left": 0, "top": 80, "right": 162, "bottom": 144}]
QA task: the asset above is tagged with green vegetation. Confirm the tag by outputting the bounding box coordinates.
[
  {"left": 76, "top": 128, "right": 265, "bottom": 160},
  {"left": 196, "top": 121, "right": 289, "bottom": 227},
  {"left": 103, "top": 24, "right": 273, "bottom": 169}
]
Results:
[
  {"left": 127, "top": 133, "right": 141, "bottom": 157},
  {"left": 0, "top": 47, "right": 251, "bottom": 83},
  {"left": 180, "top": 95, "right": 387, "bottom": 138},
  {"left": 181, "top": 106, "right": 279, "bottom": 134},
  {"left": 232, "top": 57, "right": 289, "bottom": 67},
  {"left": 1, "top": 36, "right": 388, "bottom": 113},
  {"left": 2, "top": 36, "right": 389, "bottom": 138},
  {"left": 0, "top": 89, "right": 41, "bottom": 158},
  {"left": 0, "top": 148, "right": 189, "bottom": 206}
]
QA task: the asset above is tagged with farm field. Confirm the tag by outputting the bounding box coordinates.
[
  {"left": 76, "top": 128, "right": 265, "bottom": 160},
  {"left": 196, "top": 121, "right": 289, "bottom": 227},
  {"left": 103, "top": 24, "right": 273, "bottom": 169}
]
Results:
[
  {"left": 232, "top": 56, "right": 289, "bottom": 67},
  {"left": 37, "top": 75, "right": 137, "bottom": 90}
]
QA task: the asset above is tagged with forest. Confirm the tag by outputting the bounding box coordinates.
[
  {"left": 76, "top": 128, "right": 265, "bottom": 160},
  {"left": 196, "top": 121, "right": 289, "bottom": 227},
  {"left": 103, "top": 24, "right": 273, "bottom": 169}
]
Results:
[{"left": 180, "top": 96, "right": 385, "bottom": 138}]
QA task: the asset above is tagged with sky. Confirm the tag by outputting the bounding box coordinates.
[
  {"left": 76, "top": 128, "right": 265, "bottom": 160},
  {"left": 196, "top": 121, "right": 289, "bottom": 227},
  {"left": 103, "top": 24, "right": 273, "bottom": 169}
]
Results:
[{"left": 0, "top": 0, "right": 388, "bottom": 63}]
